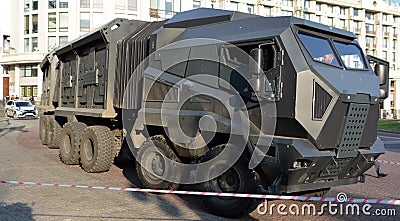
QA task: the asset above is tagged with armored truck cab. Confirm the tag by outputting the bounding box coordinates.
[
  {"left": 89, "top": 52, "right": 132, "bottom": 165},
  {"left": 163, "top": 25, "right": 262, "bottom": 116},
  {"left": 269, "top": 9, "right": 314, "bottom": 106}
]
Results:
[{"left": 39, "top": 9, "right": 388, "bottom": 218}]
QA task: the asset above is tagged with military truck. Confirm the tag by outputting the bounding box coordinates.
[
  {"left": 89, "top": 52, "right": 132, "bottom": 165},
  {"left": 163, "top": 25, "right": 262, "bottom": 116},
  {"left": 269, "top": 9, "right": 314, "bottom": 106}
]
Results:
[{"left": 39, "top": 8, "right": 389, "bottom": 217}]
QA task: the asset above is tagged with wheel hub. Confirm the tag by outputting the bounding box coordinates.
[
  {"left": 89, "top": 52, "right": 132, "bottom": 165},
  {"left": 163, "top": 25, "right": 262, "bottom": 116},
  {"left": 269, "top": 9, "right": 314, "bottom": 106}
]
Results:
[
  {"left": 217, "top": 168, "right": 240, "bottom": 192},
  {"left": 151, "top": 154, "right": 165, "bottom": 176}
]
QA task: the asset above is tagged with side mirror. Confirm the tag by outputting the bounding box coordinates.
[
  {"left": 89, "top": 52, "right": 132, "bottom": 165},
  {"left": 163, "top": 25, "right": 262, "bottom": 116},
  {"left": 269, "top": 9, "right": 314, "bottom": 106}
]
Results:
[
  {"left": 249, "top": 48, "right": 264, "bottom": 93},
  {"left": 367, "top": 55, "right": 389, "bottom": 100},
  {"left": 249, "top": 48, "right": 264, "bottom": 75},
  {"left": 375, "top": 63, "right": 388, "bottom": 86}
]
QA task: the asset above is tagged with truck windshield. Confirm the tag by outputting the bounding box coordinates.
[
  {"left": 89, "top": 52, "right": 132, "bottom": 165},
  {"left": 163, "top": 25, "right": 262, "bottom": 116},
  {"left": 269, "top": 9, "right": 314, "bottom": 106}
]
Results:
[
  {"left": 333, "top": 41, "right": 367, "bottom": 70},
  {"left": 298, "top": 33, "right": 367, "bottom": 70}
]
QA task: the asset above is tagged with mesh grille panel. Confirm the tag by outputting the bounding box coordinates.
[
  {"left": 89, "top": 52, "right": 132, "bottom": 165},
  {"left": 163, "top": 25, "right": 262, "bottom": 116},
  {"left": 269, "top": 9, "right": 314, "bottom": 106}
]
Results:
[{"left": 337, "top": 103, "right": 369, "bottom": 158}]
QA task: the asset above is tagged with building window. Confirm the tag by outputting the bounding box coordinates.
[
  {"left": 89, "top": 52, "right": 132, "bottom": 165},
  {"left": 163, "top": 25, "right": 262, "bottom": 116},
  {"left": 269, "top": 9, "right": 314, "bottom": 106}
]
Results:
[
  {"left": 327, "top": 5, "right": 333, "bottom": 14},
  {"left": 383, "top": 38, "right": 388, "bottom": 48},
  {"left": 366, "top": 36, "right": 375, "bottom": 48},
  {"left": 48, "top": 36, "right": 56, "bottom": 51},
  {"left": 339, "top": 7, "right": 345, "bottom": 15},
  {"left": 60, "top": 0, "right": 68, "bottom": 8},
  {"left": 353, "top": 8, "right": 359, "bottom": 17},
  {"left": 340, "top": 19, "right": 346, "bottom": 29},
  {"left": 383, "top": 51, "right": 387, "bottom": 60},
  {"left": 33, "top": 0, "right": 38, "bottom": 10},
  {"left": 149, "top": 0, "right": 178, "bottom": 19},
  {"left": 24, "top": 15, "right": 29, "bottom": 34},
  {"left": 20, "top": 65, "right": 38, "bottom": 77},
  {"left": 115, "top": 0, "right": 125, "bottom": 10},
  {"left": 193, "top": 0, "right": 201, "bottom": 9},
  {"left": 382, "top": 13, "right": 388, "bottom": 21},
  {"left": 32, "top": 14, "right": 38, "bottom": 33},
  {"left": 32, "top": 37, "right": 38, "bottom": 52},
  {"left": 282, "top": 0, "right": 293, "bottom": 7},
  {"left": 393, "top": 52, "right": 396, "bottom": 63},
  {"left": 247, "top": 4, "right": 254, "bottom": 14},
  {"left": 393, "top": 39, "right": 396, "bottom": 50},
  {"left": 304, "top": 0, "right": 310, "bottom": 9},
  {"left": 59, "top": 12, "right": 68, "bottom": 32},
  {"left": 315, "top": 15, "right": 322, "bottom": 23},
  {"left": 316, "top": 2, "right": 321, "bottom": 11},
  {"left": 80, "top": 12, "right": 90, "bottom": 32},
  {"left": 48, "top": 13, "right": 56, "bottom": 32},
  {"left": 21, "top": 86, "right": 38, "bottom": 97},
  {"left": 264, "top": 6, "right": 272, "bottom": 16},
  {"left": 281, "top": 10, "right": 293, "bottom": 16},
  {"left": 365, "top": 11, "right": 373, "bottom": 20},
  {"left": 24, "top": 0, "right": 30, "bottom": 12},
  {"left": 230, "top": 1, "right": 238, "bottom": 11},
  {"left": 80, "top": 0, "right": 90, "bottom": 8},
  {"left": 49, "top": 0, "right": 56, "bottom": 9},
  {"left": 128, "top": 0, "right": 137, "bottom": 11},
  {"left": 165, "top": 0, "right": 173, "bottom": 16},
  {"left": 24, "top": 38, "right": 29, "bottom": 52},
  {"left": 3, "top": 35, "right": 10, "bottom": 54},
  {"left": 365, "top": 23, "right": 374, "bottom": 34},
  {"left": 59, "top": 36, "right": 68, "bottom": 46},
  {"left": 327, "top": 17, "right": 333, "bottom": 26},
  {"left": 93, "top": 0, "right": 103, "bottom": 9},
  {"left": 303, "top": 13, "right": 310, "bottom": 20}
]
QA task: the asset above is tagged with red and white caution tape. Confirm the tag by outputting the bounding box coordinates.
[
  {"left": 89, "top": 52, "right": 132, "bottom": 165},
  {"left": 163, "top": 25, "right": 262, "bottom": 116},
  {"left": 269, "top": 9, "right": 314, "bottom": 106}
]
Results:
[
  {"left": 376, "top": 159, "right": 400, "bottom": 166},
  {"left": 1, "top": 180, "right": 399, "bottom": 206}
]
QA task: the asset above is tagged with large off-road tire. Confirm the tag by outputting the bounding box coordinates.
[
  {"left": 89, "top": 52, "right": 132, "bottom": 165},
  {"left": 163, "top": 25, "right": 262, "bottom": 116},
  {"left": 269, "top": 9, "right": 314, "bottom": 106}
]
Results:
[
  {"left": 135, "top": 135, "right": 181, "bottom": 190},
  {"left": 198, "top": 145, "right": 260, "bottom": 218},
  {"left": 47, "top": 116, "right": 62, "bottom": 149},
  {"left": 40, "top": 115, "right": 49, "bottom": 145},
  {"left": 59, "top": 122, "right": 87, "bottom": 165},
  {"left": 80, "top": 126, "right": 115, "bottom": 173}
]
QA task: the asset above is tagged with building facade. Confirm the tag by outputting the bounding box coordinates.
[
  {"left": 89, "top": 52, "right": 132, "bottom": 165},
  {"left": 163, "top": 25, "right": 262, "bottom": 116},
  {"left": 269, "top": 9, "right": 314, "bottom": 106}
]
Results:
[{"left": 1, "top": 0, "right": 400, "bottom": 117}]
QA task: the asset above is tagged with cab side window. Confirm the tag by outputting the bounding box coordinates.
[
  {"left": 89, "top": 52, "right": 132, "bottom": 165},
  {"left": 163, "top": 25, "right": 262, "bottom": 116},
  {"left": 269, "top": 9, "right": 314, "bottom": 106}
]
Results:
[{"left": 7, "top": 101, "right": 13, "bottom": 106}]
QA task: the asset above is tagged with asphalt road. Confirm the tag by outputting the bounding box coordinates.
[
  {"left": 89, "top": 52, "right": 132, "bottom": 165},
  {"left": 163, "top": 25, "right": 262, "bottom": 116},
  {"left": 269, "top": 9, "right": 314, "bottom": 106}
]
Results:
[
  {"left": 0, "top": 118, "right": 399, "bottom": 220},
  {"left": 378, "top": 131, "right": 400, "bottom": 153}
]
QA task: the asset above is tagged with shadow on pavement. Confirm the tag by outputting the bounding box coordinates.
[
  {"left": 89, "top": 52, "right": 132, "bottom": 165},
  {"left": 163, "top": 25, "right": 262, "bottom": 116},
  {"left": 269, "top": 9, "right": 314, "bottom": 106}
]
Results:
[
  {"left": 115, "top": 158, "right": 256, "bottom": 221},
  {"left": 0, "top": 202, "right": 34, "bottom": 220}
]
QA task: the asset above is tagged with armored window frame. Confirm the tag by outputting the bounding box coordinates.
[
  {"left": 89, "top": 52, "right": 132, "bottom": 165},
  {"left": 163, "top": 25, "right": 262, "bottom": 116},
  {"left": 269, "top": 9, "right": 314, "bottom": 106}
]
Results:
[{"left": 297, "top": 32, "right": 342, "bottom": 68}]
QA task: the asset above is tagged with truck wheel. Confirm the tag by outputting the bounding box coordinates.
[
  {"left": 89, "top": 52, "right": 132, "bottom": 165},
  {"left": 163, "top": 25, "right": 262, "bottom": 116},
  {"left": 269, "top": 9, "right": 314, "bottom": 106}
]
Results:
[
  {"left": 198, "top": 145, "right": 260, "bottom": 218},
  {"left": 59, "top": 122, "right": 87, "bottom": 165},
  {"left": 40, "top": 115, "right": 49, "bottom": 145},
  {"left": 47, "top": 116, "right": 62, "bottom": 149},
  {"left": 135, "top": 135, "right": 180, "bottom": 190},
  {"left": 80, "top": 126, "right": 115, "bottom": 173}
]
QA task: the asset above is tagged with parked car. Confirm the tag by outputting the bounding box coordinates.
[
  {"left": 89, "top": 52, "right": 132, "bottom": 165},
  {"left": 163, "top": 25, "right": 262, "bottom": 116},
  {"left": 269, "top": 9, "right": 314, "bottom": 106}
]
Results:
[{"left": 5, "top": 100, "right": 38, "bottom": 119}]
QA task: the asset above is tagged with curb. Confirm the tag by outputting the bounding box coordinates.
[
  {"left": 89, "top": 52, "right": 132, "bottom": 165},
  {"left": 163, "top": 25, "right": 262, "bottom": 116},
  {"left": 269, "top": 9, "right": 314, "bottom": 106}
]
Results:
[{"left": 378, "top": 129, "right": 400, "bottom": 134}]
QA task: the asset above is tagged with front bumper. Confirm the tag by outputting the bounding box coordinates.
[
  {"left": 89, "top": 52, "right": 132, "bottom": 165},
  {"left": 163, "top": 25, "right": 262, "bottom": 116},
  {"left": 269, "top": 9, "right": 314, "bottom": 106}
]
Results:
[
  {"left": 260, "top": 137, "right": 385, "bottom": 193},
  {"left": 15, "top": 110, "right": 38, "bottom": 118}
]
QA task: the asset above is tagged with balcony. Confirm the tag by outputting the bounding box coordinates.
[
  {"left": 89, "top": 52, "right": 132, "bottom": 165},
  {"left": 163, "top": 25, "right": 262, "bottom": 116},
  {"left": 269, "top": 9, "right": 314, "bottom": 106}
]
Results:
[
  {"left": 366, "top": 43, "right": 376, "bottom": 48},
  {"left": 394, "top": 34, "right": 398, "bottom": 39},
  {"left": 366, "top": 30, "right": 376, "bottom": 35},
  {"left": 355, "top": 28, "right": 361, "bottom": 33},
  {"left": 384, "top": 32, "right": 390, "bottom": 37}
]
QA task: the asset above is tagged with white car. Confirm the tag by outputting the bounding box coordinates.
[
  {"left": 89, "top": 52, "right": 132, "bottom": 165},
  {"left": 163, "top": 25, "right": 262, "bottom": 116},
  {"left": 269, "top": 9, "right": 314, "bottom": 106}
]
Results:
[{"left": 5, "top": 100, "right": 38, "bottom": 119}]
